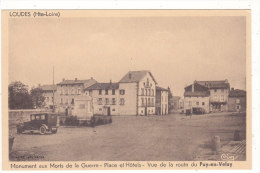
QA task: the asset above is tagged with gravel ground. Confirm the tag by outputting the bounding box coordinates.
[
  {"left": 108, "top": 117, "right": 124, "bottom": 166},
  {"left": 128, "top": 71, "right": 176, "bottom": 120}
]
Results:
[{"left": 9, "top": 112, "right": 246, "bottom": 161}]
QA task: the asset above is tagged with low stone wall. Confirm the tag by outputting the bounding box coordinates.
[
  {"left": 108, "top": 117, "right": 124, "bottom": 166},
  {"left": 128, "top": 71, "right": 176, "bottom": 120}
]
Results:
[{"left": 9, "top": 109, "right": 51, "bottom": 126}]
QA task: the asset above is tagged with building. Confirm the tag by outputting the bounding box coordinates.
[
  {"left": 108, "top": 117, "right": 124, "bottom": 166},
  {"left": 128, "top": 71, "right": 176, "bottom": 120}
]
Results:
[
  {"left": 39, "top": 84, "right": 57, "bottom": 109},
  {"left": 171, "top": 96, "right": 181, "bottom": 110},
  {"left": 119, "top": 70, "right": 157, "bottom": 116},
  {"left": 194, "top": 80, "right": 230, "bottom": 112},
  {"left": 56, "top": 78, "right": 97, "bottom": 114},
  {"left": 183, "top": 83, "right": 210, "bottom": 114},
  {"left": 156, "top": 86, "right": 169, "bottom": 115},
  {"left": 84, "top": 81, "right": 120, "bottom": 116},
  {"left": 228, "top": 88, "right": 246, "bottom": 112}
]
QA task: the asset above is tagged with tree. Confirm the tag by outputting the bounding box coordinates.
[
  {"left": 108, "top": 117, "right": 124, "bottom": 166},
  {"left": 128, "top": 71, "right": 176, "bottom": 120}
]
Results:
[
  {"left": 30, "top": 87, "right": 46, "bottom": 108},
  {"left": 8, "top": 81, "right": 33, "bottom": 109}
]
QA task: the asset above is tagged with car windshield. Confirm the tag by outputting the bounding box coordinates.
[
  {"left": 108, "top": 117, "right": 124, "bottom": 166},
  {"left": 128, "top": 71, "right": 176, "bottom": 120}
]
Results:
[{"left": 41, "top": 115, "right": 46, "bottom": 120}]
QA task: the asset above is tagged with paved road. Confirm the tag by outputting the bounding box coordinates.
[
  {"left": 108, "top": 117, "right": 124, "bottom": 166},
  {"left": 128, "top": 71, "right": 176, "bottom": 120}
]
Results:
[{"left": 10, "top": 112, "right": 246, "bottom": 161}]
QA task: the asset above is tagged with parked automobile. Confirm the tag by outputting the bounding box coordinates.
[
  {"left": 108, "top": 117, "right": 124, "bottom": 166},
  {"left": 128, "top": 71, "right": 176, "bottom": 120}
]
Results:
[
  {"left": 17, "top": 113, "right": 58, "bottom": 135},
  {"left": 192, "top": 107, "right": 206, "bottom": 114}
]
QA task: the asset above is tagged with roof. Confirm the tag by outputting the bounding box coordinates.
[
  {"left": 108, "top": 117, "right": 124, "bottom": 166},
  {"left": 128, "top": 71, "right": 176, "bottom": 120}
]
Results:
[
  {"left": 85, "top": 82, "right": 119, "bottom": 90},
  {"left": 184, "top": 91, "right": 210, "bottom": 97},
  {"left": 57, "top": 78, "right": 97, "bottom": 89},
  {"left": 119, "top": 70, "right": 157, "bottom": 84},
  {"left": 229, "top": 89, "right": 246, "bottom": 97},
  {"left": 156, "top": 86, "right": 168, "bottom": 91},
  {"left": 195, "top": 80, "right": 230, "bottom": 89},
  {"left": 39, "top": 85, "right": 57, "bottom": 91}
]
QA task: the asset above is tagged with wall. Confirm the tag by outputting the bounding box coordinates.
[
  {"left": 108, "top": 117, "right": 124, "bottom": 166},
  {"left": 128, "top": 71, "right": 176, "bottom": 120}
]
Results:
[
  {"left": 209, "top": 88, "right": 229, "bottom": 102},
  {"left": 55, "top": 83, "right": 85, "bottom": 114},
  {"left": 161, "top": 90, "right": 168, "bottom": 115},
  {"left": 228, "top": 97, "right": 246, "bottom": 112},
  {"left": 9, "top": 109, "right": 51, "bottom": 125},
  {"left": 87, "top": 89, "right": 120, "bottom": 115},
  {"left": 184, "top": 96, "right": 210, "bottom": 113},
  {"left": 73, "top": 96, "right": 93, "bottom": 120},
  {"left": 118, "top": 83, "right": 137, "bottom": 115}
]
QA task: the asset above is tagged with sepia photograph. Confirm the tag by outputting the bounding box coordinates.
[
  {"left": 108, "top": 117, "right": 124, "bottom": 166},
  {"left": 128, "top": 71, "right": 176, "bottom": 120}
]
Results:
[{"left": 2, "top": 10, "right": 252, "bottom": 170}]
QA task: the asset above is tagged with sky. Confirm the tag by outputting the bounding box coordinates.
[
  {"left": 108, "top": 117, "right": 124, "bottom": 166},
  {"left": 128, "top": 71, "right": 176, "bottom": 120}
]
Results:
[{"left": 8, "top": 15, "right": 246, "bottom": 96}]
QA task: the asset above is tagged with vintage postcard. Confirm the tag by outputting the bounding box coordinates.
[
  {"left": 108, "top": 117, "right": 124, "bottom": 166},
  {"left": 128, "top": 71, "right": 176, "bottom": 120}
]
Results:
[{"left": 2, "top": 10, "right": 251, "bottom": 170}]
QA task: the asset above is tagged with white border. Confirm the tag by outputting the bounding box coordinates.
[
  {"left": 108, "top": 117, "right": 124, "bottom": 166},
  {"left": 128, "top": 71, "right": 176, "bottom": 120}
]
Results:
[{"left": 1, "top": 0, "right": 259, "bottom": 173}]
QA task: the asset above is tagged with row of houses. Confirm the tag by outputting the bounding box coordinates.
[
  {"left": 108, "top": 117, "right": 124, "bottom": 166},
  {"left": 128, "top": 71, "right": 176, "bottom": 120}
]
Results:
[
  {"left": 40, "top": 70, "right": 169, "bottom": 116},
  {"left": 183, "top": 80, "right": 246, "bottom": 113}
]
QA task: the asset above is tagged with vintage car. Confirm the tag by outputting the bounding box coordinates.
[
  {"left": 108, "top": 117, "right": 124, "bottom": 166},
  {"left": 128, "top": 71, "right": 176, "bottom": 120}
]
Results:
[
  {"left": 17, "top": 113, "right": 58, "bottom": 135},
  {"left": 192, "top": 107, "right": 206, "bottom": 115}
]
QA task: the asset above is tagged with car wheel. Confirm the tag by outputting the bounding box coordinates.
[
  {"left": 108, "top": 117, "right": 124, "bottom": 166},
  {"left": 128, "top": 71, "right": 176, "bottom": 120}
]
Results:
[
  {"left": 39, "top": 126, "right": 47, "bottom": 135},
  {"left": 51, "top": 129, "right": 57, "bottom": 134}
]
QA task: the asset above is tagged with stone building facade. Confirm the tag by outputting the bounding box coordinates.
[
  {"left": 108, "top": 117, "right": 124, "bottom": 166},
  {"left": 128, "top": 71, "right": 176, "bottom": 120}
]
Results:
[
  {"left": 39, "top": 84, "right": 57, "bottom": 109},
  {"left": 195, "top": 80, "right": 230, "bottom": 112},
  {"left": 119, "top": 71, "right": 157, "bottom": 116},
  {"left": 156, "top": 86, "right": 169, "bottom": 115},
  {"left": 55, "top": 78, "right": 97, "bottom": 114},
  {"left": 184, "top": 83, "right": 210, "bottom": 114},
  {"left": 228, "top": 88, "right": 246, "bottom": 112}
]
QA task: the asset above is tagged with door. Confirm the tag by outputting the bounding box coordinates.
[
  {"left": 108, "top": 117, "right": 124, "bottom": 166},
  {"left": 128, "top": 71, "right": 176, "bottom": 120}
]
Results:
[
  {"left": 107, "top": 107, "right": 111, "bottom": 116},
  {"left": 145, "top": 107, "right": 147, "bottom": 116}
]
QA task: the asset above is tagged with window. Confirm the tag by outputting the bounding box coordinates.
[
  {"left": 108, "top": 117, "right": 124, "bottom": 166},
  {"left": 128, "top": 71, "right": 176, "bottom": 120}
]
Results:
[
  {"left": 145, "top": 89, "right": 147, "bottom": 96},
  {"left": 196, "top": 102, "right": 199, "bottom": 106},
  {"left": 142, "top": 98, "right": 144, "bottom": 106},
  {"left": 60, "top": 88, "right": 63, "bottom": 95},
  {"left": 112, "top": 109, "right": 116, "bottom": 111},
  {"left": 89, "top": 90, "right": 93, "bottom": 96},
  {"left": 105, "top": 89, "right": 109, "bottom": 95},
  {"left": 148, "top": 89, "right": 151, "bottom": 96},
  {"left": 99, "top": 89, "right": 102, "bottom": 95},
  {"left": 31, "top": 116, "right": 35, "bottom": 120},
  {"left": 41, "top": 115, "right": 45, "bottom": 120},
  {"left": 71, "top": 88, "right": 74, "bottom": 95},
  {"left": 151, "top": 98, "right": 154, "bottom": 106},
  {"left": 189, "top": 101, "right": 192, "bottom": 106},
  {"left": 202, "top": 102, "right": 205, "bottom": 106},
  {"left": 221, "top": 89, "right": 224, "bottom": 92},
  {"left": 98, "top": 98, "right": 102, "bottom": 105},
  {"left": 112, "top": 98, "right": 116, "bottom": 105},
  {"left": 112, "top": 89, "right": 115, "bottom": 95},
  {"left": 105, "top": 98, "right": 109, "bottom": 105},
  {"left": 236, "top": 99, "right": 240, "bottom": 104},
  {"left": 214, "top": 95, "right": 217, "bottom": 101},
  {"left": 71, "top": 98, "right": 74, "bottom": 104},
  {"left": 214, "top": 89, "right": 217, "bottom": 92},
  {"left": 36, "top": 116, "right": 40, "bottom": 120},
  {"left": 221, "top": 95, "right": 224, "bottom": 101},
  {"left": 99, "top": 108, "right": 102, "bottom": 111},
  {"left": 120, "top": 90, "right": 125, "bottom": 95},
  {"left": 46, "top": 97, "right": 49, "bottom": 102},
  {"left": 78, "top": 88, "right": 81, "bottom": 95},
  {"left": 143, "top": 82, "right": 145, "bottom": 86},
  {"left": 61, "top": 98, "right": 63, "bottom": 104},
  {"left": 120, "top": 98, "right": 125, "bottom": 105},
  {"left": 65, "top": 88, "right": 68, "bottom": 95},
  {"left": 151, "top": 89, "right": 154, "bottom": 96},
  {"left": 141, "top": 88, "right": 144, "bottom": 95},
  {"left": 52, "top": 97, "right": 54, "bottom": 102},
  {"left": 148, "top": 98, "right": 151, "bottom": 106}
]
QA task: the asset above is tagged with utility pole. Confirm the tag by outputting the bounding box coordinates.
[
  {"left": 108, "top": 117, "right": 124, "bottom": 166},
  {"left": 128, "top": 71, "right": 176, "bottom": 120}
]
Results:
[{"left": 52, "top": 66, "right": 55, "bottom": 113}]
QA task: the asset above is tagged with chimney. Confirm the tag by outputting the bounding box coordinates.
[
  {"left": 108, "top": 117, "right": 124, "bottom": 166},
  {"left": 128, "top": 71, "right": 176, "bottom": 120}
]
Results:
[
  {"left": 192, "top": 84, "right": 194, "bottom": 92},
  {"left": 110, "top": 80, "right": 112, "bottom": 85},
  {"left": 129, "top": 73, "right": 132, "bottom": 79},
  {"left": 62, "top": 78, "right": 65, "bottom": 81},
  {"left": 231, "top": 88, "right": 234, "bottom": 91},
  {"left": 75, "top": 78, "right": 77, "bottom": 81},
  {"left": 91, "top": 77, "right": 93, "bottom": 79}
]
